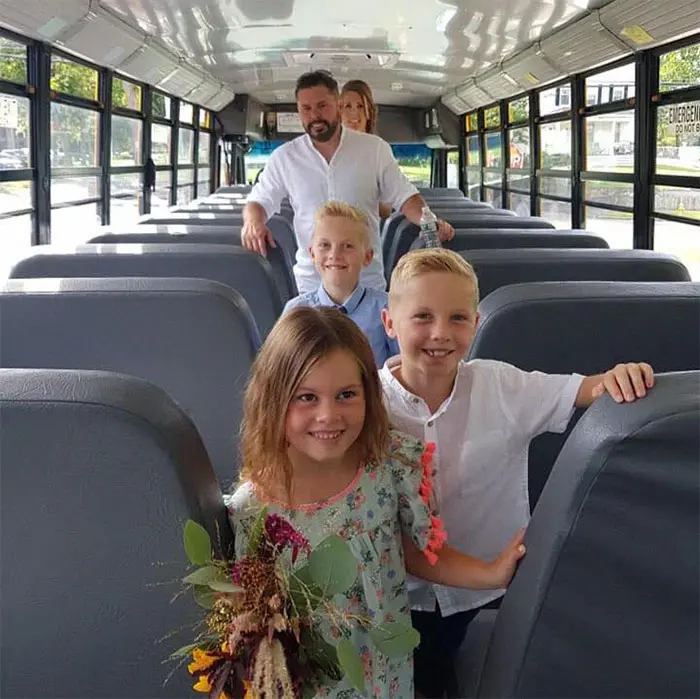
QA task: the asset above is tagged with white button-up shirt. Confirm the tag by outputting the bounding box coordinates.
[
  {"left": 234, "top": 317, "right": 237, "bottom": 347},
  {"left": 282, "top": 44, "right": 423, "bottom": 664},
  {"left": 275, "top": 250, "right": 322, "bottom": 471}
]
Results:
[
  {"left": 380, "top": 357, "right": 583, "bottom": 614},
  {"left": 246, "top": 127, "right": 418, "bottom": 293}
]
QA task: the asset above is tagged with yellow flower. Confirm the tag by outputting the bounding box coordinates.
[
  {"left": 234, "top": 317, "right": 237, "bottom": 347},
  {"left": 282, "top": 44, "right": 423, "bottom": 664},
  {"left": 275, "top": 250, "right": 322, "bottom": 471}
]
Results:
[
  {"left": 193, "top": 675, "right": 212, "bottom": 693},
  {"left": 243, "top": 680, "right": 256, "bottom": 699},
  {"left": 188, "top": 648, "right": 219, "bottom": 674}
]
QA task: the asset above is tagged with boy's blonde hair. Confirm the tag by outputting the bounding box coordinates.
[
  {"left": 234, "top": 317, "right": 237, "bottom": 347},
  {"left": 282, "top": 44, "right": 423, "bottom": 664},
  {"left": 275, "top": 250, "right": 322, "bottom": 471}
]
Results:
[
  {"left": 389, "top": 248, "right": 480, "bottom": 312},
  {"left": 313, "top": 201, "right": 371, "bottom": 248},
  {"left": 239, "top": 306, "right": 389, "bottom": 503}
]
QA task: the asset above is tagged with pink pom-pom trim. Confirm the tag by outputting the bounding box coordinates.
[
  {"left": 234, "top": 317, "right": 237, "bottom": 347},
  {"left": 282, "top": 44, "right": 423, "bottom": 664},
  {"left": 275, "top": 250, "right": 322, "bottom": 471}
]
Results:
[{"left": 418, "top": 442, "right": 446, "bottom": 565}]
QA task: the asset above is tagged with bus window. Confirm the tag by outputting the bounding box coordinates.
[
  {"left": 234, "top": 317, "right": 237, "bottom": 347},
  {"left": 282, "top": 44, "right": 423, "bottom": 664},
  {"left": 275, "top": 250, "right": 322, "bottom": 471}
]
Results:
[
  {"left": 391, "top": 144, "right": 431, "bottom": 187},
  {"left": 447, "top": 150, "right": 459, "bottom": 189},
  {"left": 245, "top": 140, "right": 284, "bottom": 184}
]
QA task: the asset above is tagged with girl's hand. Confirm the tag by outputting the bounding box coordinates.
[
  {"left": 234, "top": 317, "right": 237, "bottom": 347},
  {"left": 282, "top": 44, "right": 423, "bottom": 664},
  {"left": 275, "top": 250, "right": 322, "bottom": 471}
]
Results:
[{"left": 486, "top": 528, "right": 526, "bottom": 588}]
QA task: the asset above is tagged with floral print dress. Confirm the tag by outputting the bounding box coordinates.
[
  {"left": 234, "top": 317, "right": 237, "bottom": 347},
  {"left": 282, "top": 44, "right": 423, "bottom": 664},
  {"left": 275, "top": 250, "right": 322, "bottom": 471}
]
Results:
[{"left": 225, "top": 430, "right": 445, "bottom": 699}]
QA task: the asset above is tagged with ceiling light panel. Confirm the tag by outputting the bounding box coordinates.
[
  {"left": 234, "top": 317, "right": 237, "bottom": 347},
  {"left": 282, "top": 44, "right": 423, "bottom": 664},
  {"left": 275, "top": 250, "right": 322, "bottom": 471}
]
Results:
[
  {"left": 503, "top": 44, "right": 565, "bottom": 90},
  {"left": 541, "top": 10, "right": 630, "bottom": 74},
  {"left": 0, "top": 0, "right": 89, "bottom": 41},
  {"left": 58, "top": 7, "right": 145, "bottom": 68},
  {"left": 600, "top": 0, "right": 700, "bottom": 48}
]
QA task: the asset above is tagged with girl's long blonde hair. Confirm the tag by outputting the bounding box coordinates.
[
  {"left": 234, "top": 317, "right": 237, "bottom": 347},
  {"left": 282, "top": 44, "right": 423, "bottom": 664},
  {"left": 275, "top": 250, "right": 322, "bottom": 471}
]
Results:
[{"left": 239, "top": 307, "right": 389, "bottom": 502}]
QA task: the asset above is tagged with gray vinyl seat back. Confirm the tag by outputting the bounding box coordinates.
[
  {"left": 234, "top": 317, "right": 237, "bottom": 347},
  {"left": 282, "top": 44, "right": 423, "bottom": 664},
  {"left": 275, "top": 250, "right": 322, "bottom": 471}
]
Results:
[
  {"left": 469, "top": 281, "right": 700, "bottom": 505},
  {"left": 462, "top": 248, "right": 691, "bottom": 300},
  {"left": 418, "top": 187, "right": 465, "bottom": 198},
  {"left": 432, "top": 205, "right": 516, "bottom": 218},
  {"left": 87, "top": 230, "right": 297, "bottom": 300},
  {"left": 138, "top": 214, "right": 298, "bottom": 262},
  {"left": 175, "top": 202, "right": 245, "bottom": 213},
  {"left": 141, "top": 212, "right": 245, "bottom": 226},
  {"left": 410, "top": 229, "right": 610, "bottom": 252},
  {"left": 478, "top": 371, "right": 700, "bottom": 699},
  {"left": 217, "top": 184, "right": 252, "bottom": 194},
  {"left": 9, "top": 243, "right": 283, "bottom": 338},
  {"left": 0, "top": 368, "right": 233, "bottom": 698},
  {"left": 176, "top": 202, "right": 294, "bottom": 223},
  {"left": 386, "top": 217, "right": 556, "bottom": 283},
  {"left": 0, "top": 278, "right": 259, "bottom": 485},
  {"left": 381, "top": 211, "right": 522, "bottom": 278}
]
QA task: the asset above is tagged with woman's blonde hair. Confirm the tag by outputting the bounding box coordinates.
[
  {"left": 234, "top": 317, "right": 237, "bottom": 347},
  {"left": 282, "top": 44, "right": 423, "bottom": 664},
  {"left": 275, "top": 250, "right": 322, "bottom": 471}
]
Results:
[
  {"left": 239, "top": 306, "right": 389, "bottom": 502},
  {"left": 341, "top": 79, "right": 379, "bottom": 135}
]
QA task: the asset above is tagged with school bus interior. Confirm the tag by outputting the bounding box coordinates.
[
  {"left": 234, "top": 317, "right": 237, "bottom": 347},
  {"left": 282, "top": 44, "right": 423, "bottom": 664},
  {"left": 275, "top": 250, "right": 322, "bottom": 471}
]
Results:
[{"left": 0, "top": 0, "right": 698, "bottom": 697}]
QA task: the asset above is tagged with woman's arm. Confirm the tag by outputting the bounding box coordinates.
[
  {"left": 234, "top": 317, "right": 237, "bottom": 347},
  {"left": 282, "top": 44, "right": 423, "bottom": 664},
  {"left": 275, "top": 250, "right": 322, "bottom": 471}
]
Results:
[{"left": 403, "top": 529, "right": 526, "bottom": 590}]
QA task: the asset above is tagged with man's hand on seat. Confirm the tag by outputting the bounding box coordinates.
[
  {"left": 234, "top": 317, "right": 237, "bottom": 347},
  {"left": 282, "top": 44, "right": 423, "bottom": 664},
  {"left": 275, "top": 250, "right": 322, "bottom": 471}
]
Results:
[{"left": 241, "top": 204, "right": 276, "bottom": 256}]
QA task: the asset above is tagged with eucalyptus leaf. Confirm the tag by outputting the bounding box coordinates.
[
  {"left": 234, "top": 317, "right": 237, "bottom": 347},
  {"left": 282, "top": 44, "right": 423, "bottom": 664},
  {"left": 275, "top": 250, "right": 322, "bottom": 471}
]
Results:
[
  {"left": 193, "top": 584, "right": 216, "bottom": 609},
  {"left": 301, "top": 627, "right": 342, "bottom": 681},
  {"left": 247, "top": 506, "right": 269, "bottom": 556},
  {"left": 336, "top": 638, "right": 365, "bottom": 692},
  {"left": 307, "top": 535, "right": 358, "bottom": 597},
  {"left": 369, "top": 622, "right": 420, "bottom": 658},
  {"left": 208, "top": 579, "right": 243, "bottom": 593},
  {"left": 182, "top": 565, "right": 221, "bottom": 586},
  {"left": 183, "top": 520, "right": 212, "bottom": 566},
  {"left": 288, "top": 565, "right": 323, "bottom": 612}
]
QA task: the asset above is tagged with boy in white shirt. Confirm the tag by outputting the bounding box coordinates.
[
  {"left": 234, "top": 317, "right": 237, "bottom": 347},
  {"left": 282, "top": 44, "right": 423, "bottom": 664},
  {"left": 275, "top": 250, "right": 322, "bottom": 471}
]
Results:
[{"left": 379, "top": 248, "right": 654, "bottom": 698}]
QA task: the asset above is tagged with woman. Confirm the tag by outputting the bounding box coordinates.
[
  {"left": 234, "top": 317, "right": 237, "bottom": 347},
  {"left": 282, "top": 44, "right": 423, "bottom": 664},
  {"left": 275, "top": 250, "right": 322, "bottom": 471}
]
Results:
[
  {"left": 340, "top": 79, "right": 378, "bottom": 134},
  {"left": 341, "top": 80, "right": 393, "bottom": 219}
]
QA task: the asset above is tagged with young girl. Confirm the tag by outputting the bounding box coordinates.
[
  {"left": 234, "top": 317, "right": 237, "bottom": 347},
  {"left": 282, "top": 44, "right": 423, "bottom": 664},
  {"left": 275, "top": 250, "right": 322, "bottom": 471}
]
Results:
[{"left": 225, "top": 307, "right": 525, "bottom": 698}]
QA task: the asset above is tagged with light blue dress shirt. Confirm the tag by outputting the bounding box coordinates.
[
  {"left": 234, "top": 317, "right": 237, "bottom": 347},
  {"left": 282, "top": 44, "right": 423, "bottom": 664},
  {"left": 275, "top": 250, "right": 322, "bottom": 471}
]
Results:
[{"left": 283, "top": 284, "right": 399, "bottom": 366}]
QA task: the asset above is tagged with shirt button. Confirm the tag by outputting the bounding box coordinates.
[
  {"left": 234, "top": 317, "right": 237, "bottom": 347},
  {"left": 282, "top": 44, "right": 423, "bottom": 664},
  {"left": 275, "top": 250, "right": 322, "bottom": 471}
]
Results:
[
  {"left": 412, "top": 397, "right": 419, "bottom": 404},
  {"left": 427, "top": 420, "right": 434, "bottom": 427}
]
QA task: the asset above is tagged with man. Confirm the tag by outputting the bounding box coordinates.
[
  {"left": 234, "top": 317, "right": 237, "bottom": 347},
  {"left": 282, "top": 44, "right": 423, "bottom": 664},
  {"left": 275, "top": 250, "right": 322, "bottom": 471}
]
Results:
[{"left": 242, "top": 70, "right": 454, "bottom": 293}]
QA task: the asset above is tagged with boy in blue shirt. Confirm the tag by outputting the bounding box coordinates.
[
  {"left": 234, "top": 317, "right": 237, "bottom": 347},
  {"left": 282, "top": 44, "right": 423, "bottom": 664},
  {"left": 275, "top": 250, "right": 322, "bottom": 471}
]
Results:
[{"left": 283, "top": 201, "right": 398, "bottom": 366}]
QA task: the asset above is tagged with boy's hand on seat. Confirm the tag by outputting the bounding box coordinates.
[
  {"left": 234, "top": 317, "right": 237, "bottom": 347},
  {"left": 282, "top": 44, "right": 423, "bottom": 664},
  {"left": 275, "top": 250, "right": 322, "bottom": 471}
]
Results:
[
  {"left": 487, "top": 528, "right": 526, "bottom": 588},
  {"left": 437, "top": 219, "right": 455, "bottom": 241},
  {"left": 591, "top": 362, "right": 654, "bottom": 403}
]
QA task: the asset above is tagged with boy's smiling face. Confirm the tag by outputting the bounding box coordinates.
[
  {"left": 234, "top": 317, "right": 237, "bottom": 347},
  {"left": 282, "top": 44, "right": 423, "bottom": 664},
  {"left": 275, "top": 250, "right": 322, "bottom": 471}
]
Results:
[
  {"left": 310, "top": 216, "right": 373, "bottom": 296},
  {"left": 383, "top": 271, "right": 479, "bottom": 383}
]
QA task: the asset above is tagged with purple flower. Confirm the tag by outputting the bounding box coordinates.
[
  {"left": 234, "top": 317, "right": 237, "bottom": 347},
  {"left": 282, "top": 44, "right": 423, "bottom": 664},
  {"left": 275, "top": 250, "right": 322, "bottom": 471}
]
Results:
[{"left": 264, "top": 514, "right": 310, "bottom": 564}]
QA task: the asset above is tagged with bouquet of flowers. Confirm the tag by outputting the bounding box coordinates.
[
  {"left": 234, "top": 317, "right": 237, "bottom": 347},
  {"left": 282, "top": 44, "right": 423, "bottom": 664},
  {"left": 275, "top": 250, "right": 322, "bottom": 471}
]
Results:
[{"left": 170, "top": 509, "right": 419, "bottom": 699}]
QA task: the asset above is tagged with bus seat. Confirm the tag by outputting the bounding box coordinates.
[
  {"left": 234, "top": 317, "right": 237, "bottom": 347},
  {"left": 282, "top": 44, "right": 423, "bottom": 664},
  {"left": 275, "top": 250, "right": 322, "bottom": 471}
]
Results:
[
  {"left": 462, "top": 248, "right": 691, "bottom": 300},
  {"left": 431, "top": 205, "right": 516, "bottom": 217},
  {"left": 381, "top": 210, "right": 530, "bottom": 278},
  {"left": 179, "top": 202, "right": 295, "bottom": 224},
  {"left": 418, "top": 187, "right": 465, "bottom": 198},
  {"left": 0, "top": 367, "right": 232, "bottom": 698},
  {"left": 410, "top": 229, "right": 610, "bottom": 252},
  {"left": 386, "top": 217, "right": 556, "bottom": 282},
  {"left": 88, "top": 229, "right": 297, "bottom": 300},
  {"left": 216, "top": 184, "right": 252, "bottom": 194},
  {"left": 473, "top": 371, "right": 700, "bottom": 699},
  {"left": 138, "top": 210, "right": 297, "bottom": 252},
  {"left": 9, "top": 243, "right": 282, "bottom": 338},
  {"left": 139, "top": 213, "right": 297, "bottom": 259},
  {"left": 0, "top": 278, "right": 259, "bottom": 485},
  {"left": 469, "top": 280, "right": 700, "bottom": 506}
]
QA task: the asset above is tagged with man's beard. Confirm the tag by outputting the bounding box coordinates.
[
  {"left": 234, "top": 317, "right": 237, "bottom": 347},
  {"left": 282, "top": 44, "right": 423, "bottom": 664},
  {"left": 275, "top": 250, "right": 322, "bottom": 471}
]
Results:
[{"left": 305, "top": 118, "right": 339, "bottom": 143}]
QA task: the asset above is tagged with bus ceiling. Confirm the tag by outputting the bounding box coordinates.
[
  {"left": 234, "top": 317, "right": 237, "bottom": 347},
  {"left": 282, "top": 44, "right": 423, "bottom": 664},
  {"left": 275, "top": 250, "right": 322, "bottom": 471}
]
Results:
[{"left": 0, "top": 0, "right": 697, "bottom": 115}]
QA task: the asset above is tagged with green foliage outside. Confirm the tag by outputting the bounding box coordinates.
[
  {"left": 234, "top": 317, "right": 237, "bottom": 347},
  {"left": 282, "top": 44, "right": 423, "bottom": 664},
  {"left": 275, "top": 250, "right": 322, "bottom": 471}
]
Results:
[
  {"left": 659, "top": 45, "right": 700, "bottom": 92},
  {"left": 656, "top": 45, "right": 700, "bottom": 150}
]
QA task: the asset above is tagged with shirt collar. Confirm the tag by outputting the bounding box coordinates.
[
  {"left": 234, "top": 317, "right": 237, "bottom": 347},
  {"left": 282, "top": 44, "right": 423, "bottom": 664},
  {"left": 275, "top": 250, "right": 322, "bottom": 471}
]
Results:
[
  {"left": 303, "top": 124, "right": 347, "bottom": 156},
  {"left": 317, "top": 283, "right": 366, "bottom": 313},
  {"left": 380, "top": 356, "right": 466, "bottom": 417}
]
